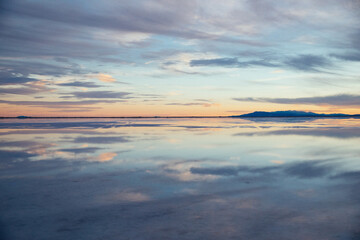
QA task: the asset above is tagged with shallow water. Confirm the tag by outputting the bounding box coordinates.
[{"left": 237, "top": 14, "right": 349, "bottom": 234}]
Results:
[{"left": 1, "top": 118, "right": 360, "bottom": 240}]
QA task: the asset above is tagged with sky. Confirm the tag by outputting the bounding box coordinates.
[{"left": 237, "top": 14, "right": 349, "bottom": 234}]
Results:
[{"left": 1, "top": 0, "right": 360, "bottom": 117}]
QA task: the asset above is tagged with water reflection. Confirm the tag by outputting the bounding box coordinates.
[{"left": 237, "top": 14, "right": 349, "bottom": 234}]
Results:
[
  {"left": 0, "top": 118, "right": 360, "bottom": 240},
  {"left": 234, "top": 127, "right": 360, "bottom": 139}
]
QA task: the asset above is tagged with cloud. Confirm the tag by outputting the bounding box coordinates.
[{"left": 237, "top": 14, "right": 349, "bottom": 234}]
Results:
[
  {"left": 93, "top": 74, "right": 116, "bottom": 83},
  {"left": 1, "top": 0, "right": 348, "bottom": 44},
  {"left": 166, "top": 102, "right": 220, "bottom": 107},
  {"left": 165, "top": 98, "right": 220, "bottom": 108},
  {"left": 190, "top": 165, "right": 278, "bottom": 176},
  {"left": 234, "top": 127, "right": 360, "bottom": 139},
  {"left": 330, "top": 52, "right": 360, "bottom": 62},
  {"left": 0, "top": 71, "right": 38, "bottom": 85},
  {"left": 74, "top": 136, "right": 130, "bottom": 144},
  {"left": 190, "top": 57, "right": 279, "bottom": 68},
  {"left": 71, "top": 91, "right": 131, "bottom": 99},
  {"left": 57, "top": 81, "right": 102, "bottom": 88},
  {"left": 0, "top": 150, "right": 36, "bottom": 163},
  {"left": 0, "top": 87, "right": 44, "bottom": 95},
  {"left": 0, "top": 122, "right": 166, "bottom": 130},
  {"left": 0, "top": 0, "right": 209, "bottom": 41},
  {"left": 100, "top": 190, "right": 150, "bottom": 203},
  {"left": 49, "top": 107, "right": 103, "bottom": 113},
  {"left": 0, "top": 99, "right": 121, "bottom": 109},
  {"left": 1, "top": 0, "right": 354, "bottom": 64},
  {"left": 0, "top": 140, "right": 41, "bottom": 148},
  {"left": 190, "top": 58, "right": 238, "bottom": 67},
  {"left": 233, "top": 94, "right": 360, "bottom": 106},
  {"left": 95, "top": 152, "right": 117, "bottom": 162},
  {"left": 59, "top": 147, "right": 102, "bottom": 154},
  {"left": 190, "top": 160, "right": 336, "bottom": 179},
  {"left": 0, "top": 80, "right": 53, "bottom": 95},
  {"left": 283, "top": 54, "right": 332, "bottom": 72},
  {"left": 0, "top": 58, "right": 91, "bottom": 97},
  {"left": 274, "top": 128, "right": 360, "bottom": 139},
  {"left": 191, "top": 166, "right": 239, "bottom": 176},
  {"left": 0, "top": 59, "right": 87, "bottom": 78},
  {"left": 332, "top": 171, "right": 360, "bottom": 180},
  {"left": 190, "top": 54, "right": 333, "bottom": 72},
  {"left": 284, "top": 161, "right": 334, "bottom": 179},
  {"left": 0, "top": 0, "right": 203, "bottom": 67}
]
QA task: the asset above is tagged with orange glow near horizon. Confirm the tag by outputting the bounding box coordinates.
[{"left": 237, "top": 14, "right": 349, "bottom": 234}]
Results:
[{"left": 1, "top": 102, "right": 359, "bottom": 117}]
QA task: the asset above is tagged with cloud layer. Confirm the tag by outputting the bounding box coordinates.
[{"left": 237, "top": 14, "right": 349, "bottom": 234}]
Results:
[
  {"left": 233, "top": 94, "right": 360, "bottom": 107},
  {"left": 1, "top": 0, "right": 360, "bottom": 115}
]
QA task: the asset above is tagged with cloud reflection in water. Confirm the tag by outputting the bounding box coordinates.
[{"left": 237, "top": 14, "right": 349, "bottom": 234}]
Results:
[{"left": 0, "top": 118, "right": 359, "bottom": 240}]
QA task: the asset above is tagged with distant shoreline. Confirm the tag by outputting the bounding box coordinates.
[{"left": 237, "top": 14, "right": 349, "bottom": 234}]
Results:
[
  {"left": 0, "top": 116, "right": 229, "bottom": 119},
  {"left": 1, "top": 116, "right": 360, "bottom": 119}
]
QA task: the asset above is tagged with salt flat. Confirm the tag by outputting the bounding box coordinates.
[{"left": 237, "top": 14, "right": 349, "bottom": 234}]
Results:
[{"left": 1, "top": 118, "right": 360, "bottom": 240}]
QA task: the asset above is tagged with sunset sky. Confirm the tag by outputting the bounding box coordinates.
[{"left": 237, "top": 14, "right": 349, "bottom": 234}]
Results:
[{"left": 1, "top": 0, "right": 360, "bottom": 116}]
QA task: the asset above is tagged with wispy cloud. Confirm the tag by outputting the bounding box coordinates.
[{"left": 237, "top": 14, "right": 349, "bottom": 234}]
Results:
[
  {"left": 190, "top": 58, "right": 279, "bottom": 68},
  {"left": 234, "top": 127, "right": 360, "bottom": 139},
  {"left": 283, "top": 54, "right": 332, "bottom": 72},
  {"left": 0, "top": 80, "right": 53, "bottom": 95},
  {"left": 92, "top": 73, "right": 116, "bottom": 83},
  {"left": 190, "top": 54, "right": 333, "bottom": 72},
  {"left": 166, "top": 102, "right": 220, "bottom": 107},
  {"left": 190, "top": 160, "right": 336, "bottom": 179},
  {"left": 0, "top": 99, "right": 122, "bottom": 108},
  {"left": 58, "top": 81, "right": 103, "bottom": 88},
  {"left": 0, "top": 72, "right": 38, "bottom": 85},
  {"left": 284, "top": 161, "right": 334, "bottom": 179},
  {"left": 59, "top": 147, "right": 102, "bottom": 154},
  {"left": 233, "top": 94, "right": 360, "bottom": 106},
  {"left": 74, "top": 136, "right": 130, "bottom": 144},
  {"left": 0, "top": 59, "right": 87, "bottom": 78},
  {"left": 0, "top": 87, "right": 47, "bottom": 95},
  {"left": 71, "top": 91, "right": 131, "bottom": 99},
  {"left": 330, "top": 52, "right": 360, "bottom": 62}
]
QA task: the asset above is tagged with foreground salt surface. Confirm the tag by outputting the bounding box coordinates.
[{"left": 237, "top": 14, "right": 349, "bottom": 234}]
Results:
[{"left": 1, "top": 118, "right": 360, "bottom": 240}]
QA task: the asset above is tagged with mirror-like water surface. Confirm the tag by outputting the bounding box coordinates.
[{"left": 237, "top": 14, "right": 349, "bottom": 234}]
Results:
[{"left": 1, "top": 118, "right": 360, "bottom": 240}]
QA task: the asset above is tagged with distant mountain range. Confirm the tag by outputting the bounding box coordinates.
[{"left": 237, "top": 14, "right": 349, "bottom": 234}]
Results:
[{"left": 232, "top": 111, "right": 360, "bottom": 118}]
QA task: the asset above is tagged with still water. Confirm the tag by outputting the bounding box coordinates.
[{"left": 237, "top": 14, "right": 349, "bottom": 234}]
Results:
[{"left": 1, "top": 118, "right": 360, "bottom": 240}]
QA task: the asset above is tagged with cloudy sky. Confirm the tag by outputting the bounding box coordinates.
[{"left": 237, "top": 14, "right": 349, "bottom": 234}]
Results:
[{"left": 1, "top": 0, "right": 360, "bottom": 116}]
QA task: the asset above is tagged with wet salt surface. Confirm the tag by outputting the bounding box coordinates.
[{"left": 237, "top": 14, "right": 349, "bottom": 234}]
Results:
[{"left": 1, "top": 118, "right": 360, "bottom": 240}]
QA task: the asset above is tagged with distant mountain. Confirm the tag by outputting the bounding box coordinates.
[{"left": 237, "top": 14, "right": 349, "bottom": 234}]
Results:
[
  {"left": 232, "top": 111, "right": 358, "bottom": 118},
  {"left": 16, "top": 116, "right": 31, "bottom": 119}
]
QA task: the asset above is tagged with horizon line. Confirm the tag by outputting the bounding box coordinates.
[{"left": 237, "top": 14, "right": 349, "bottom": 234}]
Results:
[
  {"left": 2, "top": 111, "right": 360, "bottom": 119},
  {"left": 2, "top": 116, "right": 360, "bottom": 119}
]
